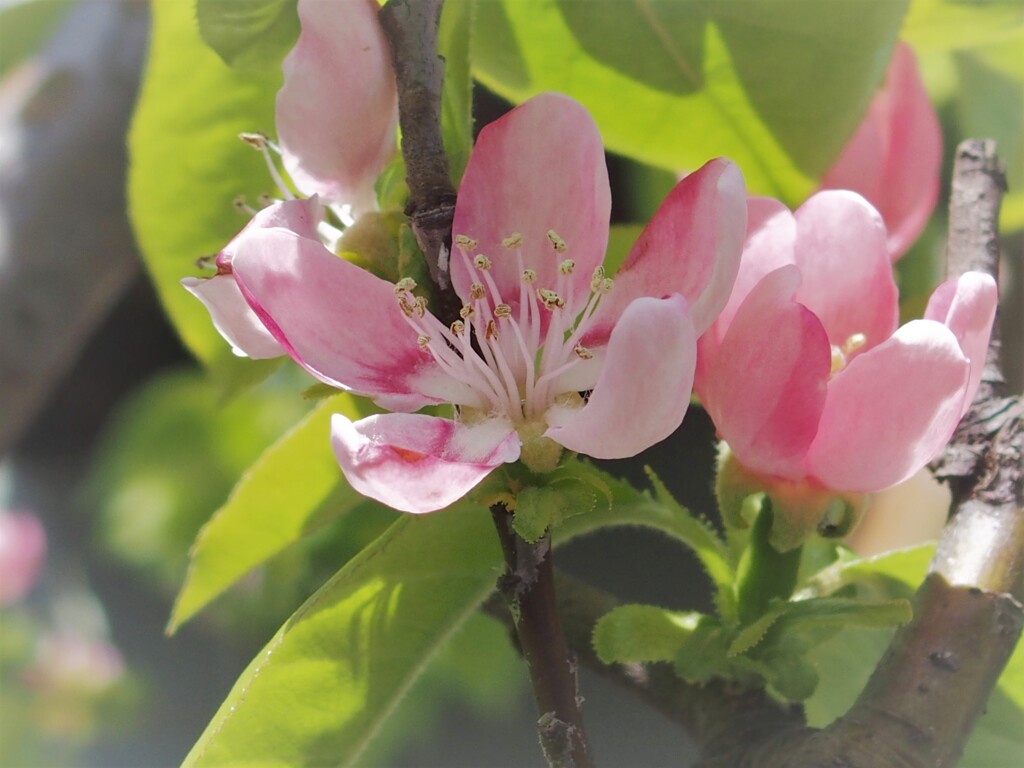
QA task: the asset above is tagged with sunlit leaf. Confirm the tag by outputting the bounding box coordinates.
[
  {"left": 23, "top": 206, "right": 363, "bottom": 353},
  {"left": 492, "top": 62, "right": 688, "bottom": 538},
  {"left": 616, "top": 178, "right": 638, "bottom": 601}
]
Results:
[
  {"left": 182, "top": 502, "right": 502, "bottom": 768},
  {"left": 902, "top": 0, "right": 1023, "bottom": 53},
  {"left": 474, "top": 0, "right": 908, "bottom": 203},
  {"left": 439, "top": 0, "right": 475, "bottom": 184},
  {"left": 593, "top": 604, "right": 704, "bottom": 664},
  {"left": 169, "top": 394, "right": 377, "bottom": 632}
]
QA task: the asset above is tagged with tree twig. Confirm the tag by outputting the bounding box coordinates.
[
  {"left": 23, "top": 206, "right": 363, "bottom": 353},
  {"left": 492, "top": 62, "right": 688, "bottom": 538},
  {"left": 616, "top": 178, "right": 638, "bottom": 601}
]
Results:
[{"left": 378, "top": 0, "right": 461, "bottom": 324}]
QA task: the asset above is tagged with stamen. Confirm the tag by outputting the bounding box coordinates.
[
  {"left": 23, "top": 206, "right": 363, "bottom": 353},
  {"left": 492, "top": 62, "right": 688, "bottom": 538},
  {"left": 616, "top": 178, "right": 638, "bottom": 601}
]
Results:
[
  {"left": 574, "top": 344, "right": 593, "bottom": 360},
  {"left": 238, "top": 132, "right": 269, "bottom": 150},
  {"left": 413, "top": 296, "right": 428, "bottom": 318},
  {"left": 233, "top": 196, "right": 256, "bottom": 215},
  {"left": 559, "top": 259, "right": 575, "bottom": 275},
  {"left": 547, "top": 230, "right": 567, "bottom": 253},
  {"left": 417, "top": 335, "right": 431, "bottom": 350},
  {"left": 830, "top": 347, "right": 846, "bottom": 375},
  {"left": 398, "top": 296, "right": 416, "bottom": 318},
  {"left": 590, "top": 266, "right": 606, "bottom": 293},
  {"left": 538, "top": 289, "right": 565, "bottom": 311},
  {"left": 494, "top": 304, "right": 512, "bottom": 319},
  {"left": 485, "top": 319, "right": 498, "bottom": 342},
  {"left": 470, "top": 283, "right": 486, "bottom": 301},
  {"left": 522, "top": 269, "right": 537, "bottom": 284},
  {"left": 450, "top": 320, "right": 465, "bottom": 336},
  {"left": 502, "top": 232, "right": 523, "bottom": 249},
  {"left": 474, "top": 254, "right": 492, "bottom": 271},
  {"left": 395, "top": 277, "right": 417, "bottom": 295},
  {"left": 459, "top": 305, "right": 474, "bottom": 319},
  {"left": 455, "top": 234, "right": 478, "bottom": 250},
  {"left": 256, "top": 193, "right": 273, "bottom": 208},
  {"left": 843, "top": 333, "right": 867, "bottom": 355}
]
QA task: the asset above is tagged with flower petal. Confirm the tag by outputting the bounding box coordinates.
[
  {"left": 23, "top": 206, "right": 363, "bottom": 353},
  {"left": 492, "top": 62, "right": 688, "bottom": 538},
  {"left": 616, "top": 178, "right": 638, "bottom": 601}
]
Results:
[
  {"left": 588, "top": 158, "right": 747, "bottom": 344},
  {"left": 182, "top": 274, "right": 284, "bottom": 359},
  {"left": 820, "top": 43, "right": 941, "bottom": 260},
  {"left": 545, "top": 294, "right": 696, "bottom": 459},
  {"left": 231, "top": 227, "right": 477, "bottom": 410},
  {"left": 792, "top": 191, "right": 898, "bottom": 354},
  {"left": 220, "top": 198, "right": 323, "bottom": 266},
  {"left": 805, "top": 319, "right": 970, "bottom": 492},
  {"left": 276, "top": 0, "right": 397, "bottom": 214},
  {"left": 924, "top": 271, "right": 998, "bottom": 412},
  {"left": 698, "top": 266, "right": 831, "bottom": 481},
  {"left": 331, "top": 413, "right": 520, "bottom": 514},
  {"left": 451, "top": 93, "right": 610, "bottom": 312},
  {"left": 0, "top": 510, "right": 46, "bottom": 606}
]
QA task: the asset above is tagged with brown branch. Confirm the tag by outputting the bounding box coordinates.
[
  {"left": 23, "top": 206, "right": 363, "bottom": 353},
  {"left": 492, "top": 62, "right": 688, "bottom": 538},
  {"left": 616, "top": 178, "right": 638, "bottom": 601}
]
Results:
[
  {"left": 378, "top": 0, "right": 461, "bottom": 324},
  {"left": 489, "top": 506, "right": 594, "bottom": 768}
]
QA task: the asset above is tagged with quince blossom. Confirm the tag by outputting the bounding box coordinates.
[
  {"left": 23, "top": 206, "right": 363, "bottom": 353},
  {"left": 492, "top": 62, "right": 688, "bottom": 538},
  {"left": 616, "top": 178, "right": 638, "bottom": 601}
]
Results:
[
  {"left": 820, "top": 43, "right": 941, "bottom": 260},
  {"left": 183, "top": 0, "right": 397, "bottom": 359},
  {"left": 224, "top": 94, "right": 747, "bottom": 513},
  {"left": 696, "top": 191, "right": 996, "bottom": 530}
]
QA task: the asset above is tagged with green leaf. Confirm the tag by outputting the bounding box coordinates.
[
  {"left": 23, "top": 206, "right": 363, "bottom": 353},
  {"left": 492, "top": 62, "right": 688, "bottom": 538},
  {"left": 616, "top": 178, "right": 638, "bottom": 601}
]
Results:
[
  {"left": 673, "top": 617, "right": 733, "bottom": 684},
  {"left": 196, "top": 0, "right": 299, "bottom": 71},
  {"left": 438, "top": 0, "right": 475, "bottom": 184},
  {"left": 593, "top": 604, "right": 704, "bottom": 664},
  {"left": 902, "top": 0, "right": 1024, "bottom": 53},
  {"left": 512, "top": 481, "right": 595, "bottom": 543},
  {"left": 129, "top": 0, "right": 281, "bottom": 372},
  {"left": 799, "top": 544, "right": 934, "bottom": 600},
  {"left": 182, "top": 501, "right": 502, "bottom": 767},
  {"left": 0, "top": 0, "right": 74, "bottom": 77},
  {"left": 169, "top": 394, "right": 377, "bottom": 631},
  {"left": 604, "top": 224, "right": 643, "bottom": 276},
  {"left": 473, "top": 0, "right": 908, "bottom": 202}
]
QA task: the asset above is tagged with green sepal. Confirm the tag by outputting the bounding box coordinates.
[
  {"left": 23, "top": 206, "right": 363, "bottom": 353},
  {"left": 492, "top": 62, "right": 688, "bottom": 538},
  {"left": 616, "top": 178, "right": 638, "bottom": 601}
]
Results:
[
  {"left": 195, "top": 0, "right": 299, "bottom": 72},
  {"left": 510, "top": 464, "right": 606, "bottom": 542},
  {"left": 593, "top": 605, "right": 705, "bottom": 664},
  {"left": 734, "top": 498, "right": 802, "bottom": 625}
]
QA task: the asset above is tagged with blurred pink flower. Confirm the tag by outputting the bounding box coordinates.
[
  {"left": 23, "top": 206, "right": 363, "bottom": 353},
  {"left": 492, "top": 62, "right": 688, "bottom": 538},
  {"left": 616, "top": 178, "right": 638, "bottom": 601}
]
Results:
[
  {"left": 819, "top": 42, "right": 941, "bottom": 260},
  {"left": 227, "top": 94, "right": 747, "bottom": 513},
  {"left": 697, "top": 191, "right": 997, "bottom": 500},
  {"left": 184, "top": 0, "right": 398, "bottom": 359},
  {"left": 0, "top": 510, "right": 46, "bottom": 606}
]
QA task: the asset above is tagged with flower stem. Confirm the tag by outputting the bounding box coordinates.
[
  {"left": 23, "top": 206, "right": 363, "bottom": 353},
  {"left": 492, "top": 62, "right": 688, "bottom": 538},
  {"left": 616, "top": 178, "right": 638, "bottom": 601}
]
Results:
[{"left": 490, "top": 503, "right": 594, "bottom": 768}]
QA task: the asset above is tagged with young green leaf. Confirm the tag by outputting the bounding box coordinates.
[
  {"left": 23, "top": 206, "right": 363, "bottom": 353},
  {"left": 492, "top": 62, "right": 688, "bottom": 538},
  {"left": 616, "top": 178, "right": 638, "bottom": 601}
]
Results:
[
  {"left": 182, "top": 501, "right": 502, "bottom": 768},
  {"left": 593, "top": 604, "right": 705, "bottom": 664},
  {"left": 195, "top": 0, "right": 299, "bottom": 71},
  {"left": 169, "top": 394, "right": 378, "bottom": 632},
  {"left": 512, "top": 482, "right": 595, "bottom": 543},
  {"left": 734, "top": 498, "right": 802, "bottom": 625},
  {"left": 438, "top": 0, "right": 475, "bottom": 184}
]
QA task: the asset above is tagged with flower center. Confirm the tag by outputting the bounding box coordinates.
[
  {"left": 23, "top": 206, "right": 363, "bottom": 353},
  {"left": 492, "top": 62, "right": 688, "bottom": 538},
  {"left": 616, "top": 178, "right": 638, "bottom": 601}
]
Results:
[
  {"left": 830, "top": 332, "right": 867, "bottom": 375},
  {"left": 394, "top": 230, "right": 613, "bottom": 424}
]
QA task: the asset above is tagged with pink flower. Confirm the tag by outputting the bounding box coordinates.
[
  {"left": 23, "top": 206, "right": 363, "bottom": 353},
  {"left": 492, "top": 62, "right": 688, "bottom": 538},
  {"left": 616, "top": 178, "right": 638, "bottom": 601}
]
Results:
[
  {"left": 819, "top": 43, "right": 941, "bottom": 260},
  {"left": 227, "top": 94, "right": 747, "bottom": 513},
  {"left": 697, "top": 191, "right": 997, "bottom": 504},
  {"left": 0, "top": 510, "right": 46, "bottom": 606},
  {"left": 183, "top": 0, "right": 398, "bottom": 359}
]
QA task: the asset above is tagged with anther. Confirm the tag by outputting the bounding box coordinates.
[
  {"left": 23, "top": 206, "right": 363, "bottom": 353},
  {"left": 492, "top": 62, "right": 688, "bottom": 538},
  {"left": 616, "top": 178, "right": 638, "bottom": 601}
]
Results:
[
  {"left": 574, "top": 344, "right": 593, "bottom": 360},
  {"left": 459, "top": 304, "right": 474, "bottom": 319},
  {"left": 417, "top": 335, "right": 431, "bottom": 350},
  {"left": 494, "top": 304, "right": 512, "bottom": 318},
  {"left": 522, "top": 269, "right": 537, "bottom": 284},
  {"left": 413, "top": 296, "right": 428, "bottom": 318},
  {"left": 590, "top": 266, "right": 606, "bottom": 292},
  {"left": 559, "top": 259, "right": 575, "bottom": 275},
  {"left": 502, "top": 232, "right": 523, "bottom": 249},
  {"left": 470, "top": 283, "right": 486, "bottom": 301},
  {"left": 398, "top": 297, "right": 415, "bottom": 318},
  {"left": 538, "top": 289, "right": 565, "bottom": 311},
  {"left": 547, "top": 230, "right": 567, "bottom": 252},
  {"left": 485, "top": 319, "right": 498, "bottom": 341},
  {"left": 233, "top": 195, "right": 250, "bottom": 212},
  {"left": 256, "top": 193, "right": 273, "bottom": 208},
  {"left": 455, "top": 234, "right": 478, "bottom": 250},
  {"left": 474, "top": 254, "right": 492, "bottom": 270},
  {"left": 843, "top": 333, "right": 867, "bottom": 355},
  {"left": 450, "top": 319, "right": 465, "bottom": 336},
  {"left": 239, "top": 132, "right": 269, "bottom": 150},
  {"left": 830, "top": 347, "right": 846, "bottom": 375},
  {"left": 597, "top": 278, "right": 614, "bottom": 295},
  {"left": 394, "top": 277, "right": 417, "bottom": 295}
]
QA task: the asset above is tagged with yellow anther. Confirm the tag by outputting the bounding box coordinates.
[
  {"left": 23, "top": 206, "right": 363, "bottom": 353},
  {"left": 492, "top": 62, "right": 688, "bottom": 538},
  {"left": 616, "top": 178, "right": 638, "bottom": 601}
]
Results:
[
  {"left": 547, "top": 229, "right": 567, "bottom": 252},
  {"left": 398, "top": 296, "right": 416, "bottom": 318},
  {"left": 459, "top": 304, "right": 474, "bottom": 319},
  {"left": 470, "top": 283, "right": 486, "bottom": 301},
  {"left": 455, "top": 234, "right": 478, "bottom": 249},
  {"left": 485, "top": 319, "right": 498, "bottom": 341},
  {"left": 495, "top": 304, "right": 512, "bottom": 318},
  {"left": 502, "top": 232, "right": 523, "bottom": 249},
  {"left": 538, "top": 289, "right": 565, "bottom": 311},
  {"left": 394, "top": 277, "right": 417, "bottom": 295},
  {"left": 474, "top": 254, "right": 492, "bottom": 270},
  {"left": 590, "top": 266, "right": 606, "bottom": 292},
  {"left": 238, "top": 131, "right": 269, "bottom": 150},
  {"left": 597, "top": 277, "right": 614, "bottom": 295},
  {"left": 450, "top": 319, "right": 465, "bottom": 336},
  {"left": 417, "top": 335, "right": 431, "bottom": 350},
  {"left": 830, "top": 346, "right": 846, "bottom": 375},
  {"left": 522, "top": 269, "right": 537, "bottom": 284},
  {"left": 559, "top": 259, "right": 575, "bottom": 275},
  {"left": 413, "top": 296, "right": 428, "bottom": 318},
  {"left": 574, "top": 344, "right": 593, "bottom": 360},
  {"left": 843, "top": 333, "right": 867, "bottom": 355}
]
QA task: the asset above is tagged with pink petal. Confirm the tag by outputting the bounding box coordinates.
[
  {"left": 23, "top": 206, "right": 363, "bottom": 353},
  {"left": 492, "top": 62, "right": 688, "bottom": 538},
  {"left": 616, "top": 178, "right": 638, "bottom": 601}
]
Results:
[
  {"left": 231, "top": 227, "right": 476, "bottom": 411},
  {"left": 182, "top": 274, "right": 284, "bottom": 359},
  {"left": 805, "top": 320, "right": 970, "bottom": 492},
  {"left": 792, "top": 191, "right": 898, "bottom": 355},
  {"left": 219, "top": 198, "right": 323, "bottom": 267},
  {"left": 544, "top": 294, "right": 696, "bottom": 459},
  {"left": 331, "top": 413, "right": 520, "bottom": 514},
  {"left": 588, "top": 159, "right": 747, "bottom": 345},
  {"left": 698, "top": 266, "right": 831, "bottom": 481},
  {"left": 451, "top": 93, "right": 610, "bottom": 314},
  {"left": 0, "top": 510, "right": 46, "bottom": 606},
  {"left": 276, "top": 0, "right": 398, "bottom": 214},
  {"left": 820, "top": 43, "right": 941, "bottom": 260},
  {"left": 924, "top": 272, "right": 998, "bottom": 413}
]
